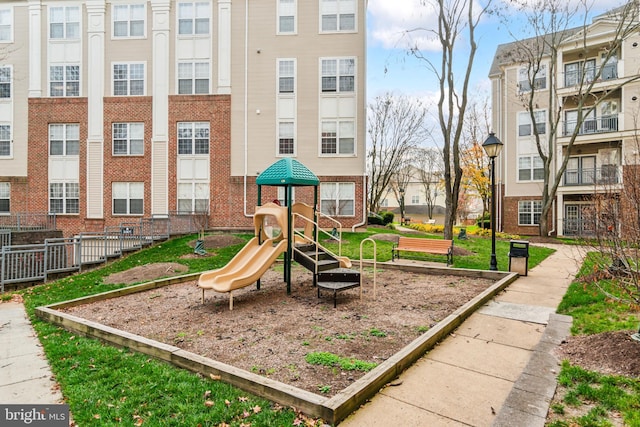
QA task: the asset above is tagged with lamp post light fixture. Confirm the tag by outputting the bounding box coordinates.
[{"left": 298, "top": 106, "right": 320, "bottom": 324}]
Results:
[{"left": 482, "top": 132, "right": 504, "bottom": 271}]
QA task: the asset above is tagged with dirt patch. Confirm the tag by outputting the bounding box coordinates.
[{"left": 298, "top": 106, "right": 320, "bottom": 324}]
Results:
[
  {"left": 102, "top": 263, "right": 188, "bottom": 285},
  {"left": 64, "top": 264, "right": 494, "bottom": 396},
  {"left": 553, "top": 330, "right": 640, "bottom": 377},
  {"left": 187, "top": 234, "right": 245, "bottom": 249}
]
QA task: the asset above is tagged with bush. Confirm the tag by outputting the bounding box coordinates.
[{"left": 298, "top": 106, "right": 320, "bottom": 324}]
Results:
[
  {"left": 367, "top": 212, "right": 384, "bottom": 225},
  {"left": 379, "top": 211, "right": 395, "bottom": 225}
]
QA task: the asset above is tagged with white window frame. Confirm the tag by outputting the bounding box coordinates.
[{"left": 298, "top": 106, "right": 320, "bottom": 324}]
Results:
[
  {"left": 177, "top": 2, "right": 210, "bottom": 36},
  {"left": 0, "top": 124, "right": 10, "bottom": 157},
  {"left": 49, "top": 5, "right": 80, "bottom": 40},
  {"left": 278, "top": 59, "right": 295, "bottom": 94},
  {"left": 49, "top": 182, "right": 79, "bottom": 215},
  {"left": 0, "top": 182, "right": 9, "bottom": 214},
  {"left": 177, "top": 182, "right": 209, "bottom": 214},
  {"left": 320, "top": 182, "right": 355, "bottom": 217},
  {"left": 112, "top": 3, "right": 146, "bottom": 39},
  {"left": 49, "top": 64, "right": 80, "bottom": 97},
  {"left": 178, "top": 122, "right": 210, "bottom": 155},
  {"left": 321, "top": 58, "right": 355, "bottom": 93},
  {"left": 0, "top": 66, "right": 11, "bottom": 99},
  {"left": 320, "top": 120, "right": 355, "bottom": 156},
  {"left": 518, "top": 200, "right": 542, "bottom": 226},
  {"left": 320, "top": 0, "right": 356, "bottom": 33},
  {"left": 49, "top": 124, "right": 80, "bottom": 156},
  {"left": 411, "top": 195, "right": 419, "bottom": 205},
  {"left": 0, "top": 7, "right": 13, "bottom": 43},
  {"left": 277, "top": 187, "right": 295, "bottom": 206},
  {"left": 112, "top": 182, "right": 144, "bottom": 215},
  {"left": 177, "top": 62, "right": 210, "bottom": 95},
  {"left": 112, "top": 123, "right": 144, "bottom": 156},
  {"left": 278, "top": 0, "right": 296, "bottom": 34},
  {"left": 277, "top": 121, "right": 295, "bottom": 156},
  {"left": 517, "top": 155, "right": 544, "bottom": 182},
  {"left": 113, "top": 63, "right": 145, "bottom": 96},
  {"left": 518, "top": 64, "right": 546, "bottom": 92},
  {"left": 518, "top": 110, "right": 546, "bottom": 137}
]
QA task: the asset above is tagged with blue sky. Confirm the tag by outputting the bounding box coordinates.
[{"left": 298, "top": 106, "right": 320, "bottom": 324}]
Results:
[{"left": 365, "top": 0, "right": 620, "bottom": 104}]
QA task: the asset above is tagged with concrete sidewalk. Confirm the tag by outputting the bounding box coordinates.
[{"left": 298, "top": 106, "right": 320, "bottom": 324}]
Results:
[
  {"left": 340, "top": 243, "right": 584, "bottom": 426},
  {"left": 0, "top": 301, "right": 63, "bottom": 404}
]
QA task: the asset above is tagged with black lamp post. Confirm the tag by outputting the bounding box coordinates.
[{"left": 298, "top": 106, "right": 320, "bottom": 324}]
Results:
[
  {"left": 399, "top": 187, "right": 405, "bottom": 225},
  {"left": 482, "top": 132, "right": 504, "bottom": 271}
]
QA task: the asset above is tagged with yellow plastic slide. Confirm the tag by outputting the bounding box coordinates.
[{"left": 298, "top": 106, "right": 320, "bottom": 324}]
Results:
[{"left": 197, "top": 237, "right": 288, "bottom": 310}]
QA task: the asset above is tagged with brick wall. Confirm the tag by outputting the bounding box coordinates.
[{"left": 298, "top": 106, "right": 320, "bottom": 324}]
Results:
[
  {"left": 28, "top": 98, "right": 88, "bottom": 236},
  {"left": 503, "top": 195, "right": 553, "bottom": 236}
]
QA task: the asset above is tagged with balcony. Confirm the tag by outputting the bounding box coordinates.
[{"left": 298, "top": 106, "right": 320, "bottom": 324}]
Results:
[
  {"left": 563, "top": 165, "right": 620, "bottom": 186},
  {"left": 563, "top": 115, "right": 618, "bottom": 136},
  {"left": 564, "top": 63, "right": 618, "bottom": 87}
]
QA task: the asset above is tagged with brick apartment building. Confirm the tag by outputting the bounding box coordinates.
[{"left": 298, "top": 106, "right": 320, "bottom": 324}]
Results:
[
  {"left": 0, "top": 0, "right": 367, "bottom": 236},
  {"left": 489, "top": 6, "right": 640, "bottom": 236}
]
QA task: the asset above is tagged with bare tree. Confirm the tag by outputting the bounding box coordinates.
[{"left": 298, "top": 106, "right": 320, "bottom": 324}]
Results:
[
  {"left": 367, "top": 93, "right": 427, "bottom": 213},
  {"left": 502, "top": 0, "right": 640, "bottom": 236},
  {"left": 414, "top": 147, "right": 443, "bottom": 219},
  {"left": 408, "top": 0, "right": 492, "bottom": 240},
  {"left": 461, "top": 95, "right": 491, "bottom": 217}
]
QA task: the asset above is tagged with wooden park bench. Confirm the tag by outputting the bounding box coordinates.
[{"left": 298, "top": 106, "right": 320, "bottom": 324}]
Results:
[{"left": 392, "top": 236, "right": 453, "bottom": 266}]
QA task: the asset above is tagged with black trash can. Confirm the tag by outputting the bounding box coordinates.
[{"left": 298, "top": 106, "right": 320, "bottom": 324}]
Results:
[{"left": 508, "top": 240, "right": 529, "bottom": 276}]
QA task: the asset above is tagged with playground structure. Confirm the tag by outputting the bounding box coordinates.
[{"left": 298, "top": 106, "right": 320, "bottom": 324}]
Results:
[{"left": 198, "top": 158, "right": 366, "bottom": 309}]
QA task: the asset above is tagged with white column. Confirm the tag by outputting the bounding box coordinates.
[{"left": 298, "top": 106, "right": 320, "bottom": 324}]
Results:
[
  {"left": 85, "top": 1, "right": 106, "bottom": 218},
  {"left": 217, "top": 0, "right": 231, "bottom": 94},
  {"left": 28, "top": 0, "right": 42, "bottom": 98},
  {"left": 151, "top": 0, "right": 171, "bottom": 215}
]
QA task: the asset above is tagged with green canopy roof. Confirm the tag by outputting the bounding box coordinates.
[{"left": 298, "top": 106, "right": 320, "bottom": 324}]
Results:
[{"left": 256, "top": 158, "right": 319, "bottom": 186}]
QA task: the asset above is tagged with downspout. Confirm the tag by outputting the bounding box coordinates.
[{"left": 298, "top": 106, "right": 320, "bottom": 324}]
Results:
[
  {"left": 243, "top": 0, "right": 252, "bottom": 218},
  {"left": 351, "top": 174, "right": 368, "bottom": 231},
  {"left": 351, "top": 2, "right": 367, "bottom": 232}
]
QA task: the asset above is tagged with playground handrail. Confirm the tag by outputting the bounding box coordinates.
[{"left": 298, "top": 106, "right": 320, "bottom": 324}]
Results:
[{"left": 291, "top": 212, "right": 344, "bottom": 278}]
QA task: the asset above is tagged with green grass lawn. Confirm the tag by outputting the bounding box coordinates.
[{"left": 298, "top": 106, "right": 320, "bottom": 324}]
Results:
[
  {"left": 550, "top": 252, "right": 640, "bottom": 426},
  {"left": 14, "top": 228, "right": 554, "bottom": 426}
]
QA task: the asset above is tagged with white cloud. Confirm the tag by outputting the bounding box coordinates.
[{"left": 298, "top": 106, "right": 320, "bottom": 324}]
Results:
[{"left": 368, "top": 0, "right": 440, "bottom": 51}]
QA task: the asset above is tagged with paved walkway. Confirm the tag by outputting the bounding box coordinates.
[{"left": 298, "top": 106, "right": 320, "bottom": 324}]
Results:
[
  {"left": 0, "top": 243, "right": 584, "bottom": 426},
  {"left": 340, "top": 243, "right": 585, "bottom": 426},
  {"left": 0, "top": 301, "right": 63, "bottom": 404}
]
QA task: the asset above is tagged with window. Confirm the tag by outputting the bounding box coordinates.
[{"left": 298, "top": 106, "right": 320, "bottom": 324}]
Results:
[
  {"left": 321, "top": 0, "right": 355, "bottom": 32},
  {"left": 0, "top": 66, "right": 10, "bottom": 98},
  {"left": 411, "top": 195, "right": 419, "bottom": 205},
  {"left": 113, "top": 4, "right": 145, "bottom": 38},
  {"left": 518, "top": 155, "right": 544, "bottom": 181},
  {"left": 178, "top": 2, "right": 210, "bottom": 35},
  {"left": 0, "top": 8, "right": 12, "bottom": 42},
  {"left": 49, "top": 124, "right": 79, "bottom": 156},
  {"left": 178, "top": 62, "right": 209, "bottom": 94},
  {"left": 278, "top": 0, "right": 296, "bottom": 33},
  {"left": 321, "top": 120, "right": 354, "bottom": 155},
  {"left": 277, "top": 187, "right": 295, "bottom": 206},
  {"left": 518, "top": 200, "right": 542, "bottom": 226},
  {"left": 178, "top": 122, "right": 209, "bottom": 155},
  {"left": 49, "top": 6, "right": 80, "bottom": 39},
  {"left": 113, "top": 123, "right": 144, "bottom": 155},
  {"left": 278, "top": 60, "right": 295, "bottom": 93},
  {"left": 50, "top": 65, "right": 79, "bottom": 97},
  {"left": 0, "top": 182, "right": 8, "bottom": 213},
  {"left": 0, "top": 124, "right": 10, "bottom": 156},
  {"left": 178, "top": 182, "right": 209, "bottom": 213},
  {"left": 113, "top": 182, "right": 144, "bottom": 215},
  {"left": 321, "top": 58, "right": 355, "bottom": 92},
  {"left": 565, "top": 156, "right": 596, "bottom": 185},
  {"left": 278, "top": 122, "right": 295, "bottom": 155},
  {"left": 113, "top": 63, "right": 144, "bottom": 96},
  {"left": 320, "top": 182, "right": 355, "bottom": 216},
  {"left": 518, "top": 65, "right": 546, "bottom": 91},
  {"left": 518, "top": 111, "right": 546, "bottom": 136},
  {"left": 564, "top": 60, "right": 595, "bottom": 87},
  {"left": 49, "top": 182, "right": 79, "bottom": 214}
]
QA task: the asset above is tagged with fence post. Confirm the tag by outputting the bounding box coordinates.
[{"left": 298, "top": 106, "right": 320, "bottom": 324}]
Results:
[
  {"left": 1, "top": 246, "right": 5, "bottom": 293},
  {"left": 43, "top": 241, "right": 49, "bottom": 282}
]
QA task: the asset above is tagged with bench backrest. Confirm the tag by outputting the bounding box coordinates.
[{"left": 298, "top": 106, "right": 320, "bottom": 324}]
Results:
[{"left": 398, "top": 237, "right": 452, "bottom": 249}]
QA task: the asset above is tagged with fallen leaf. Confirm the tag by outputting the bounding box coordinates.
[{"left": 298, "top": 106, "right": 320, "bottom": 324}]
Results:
[
  {"left": 204, "top": 390, "right": 212, "bottom": 399},
  {"left": 224, "top": 399, "right": 231, "bottom": 407},
  {"left": 242, "top": 410, "right": 250, "bottom": 418},
  {"left": 204, "top": 400, "right": 214, "bottom": 407},
  {"left": 209, "top": 374, "right": 221, "bottom": 380},
  {"left": 238, "top": 396, "right": 249, "bottom": 402},
  {"left": 252, "top": 405, "right": 261, "bottom": 414},
  {"left": 93, "top": 414, "right": 101, "bottom": 419},
  {"left": 135, "top": 418, "right": 144, "bottom": 426}
]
